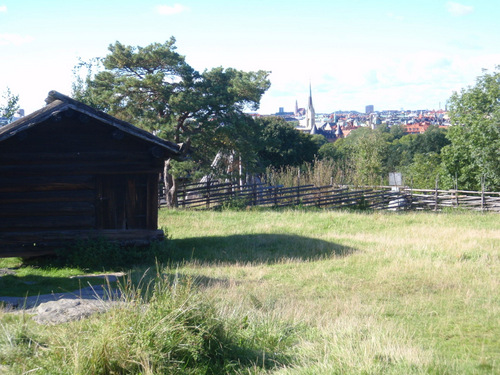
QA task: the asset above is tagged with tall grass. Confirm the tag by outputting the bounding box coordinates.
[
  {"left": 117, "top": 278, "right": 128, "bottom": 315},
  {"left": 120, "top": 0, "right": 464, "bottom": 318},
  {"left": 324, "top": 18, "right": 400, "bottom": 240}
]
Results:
[
  {"left": 1, "top": 268, "right": 298, "bottom": 374},
  {"left": 265, "top": 158, "right": 353, "bottom": 188}
]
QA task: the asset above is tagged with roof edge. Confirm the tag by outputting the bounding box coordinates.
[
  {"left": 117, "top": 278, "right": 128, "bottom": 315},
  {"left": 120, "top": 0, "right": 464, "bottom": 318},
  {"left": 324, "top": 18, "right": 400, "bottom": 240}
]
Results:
[{"left": 1, "top": 91, "right": 182, "bottom": 158}]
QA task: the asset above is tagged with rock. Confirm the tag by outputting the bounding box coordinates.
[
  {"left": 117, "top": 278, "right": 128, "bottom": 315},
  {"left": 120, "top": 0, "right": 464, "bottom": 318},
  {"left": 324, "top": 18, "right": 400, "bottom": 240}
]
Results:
[
  {"left": 0, "top": 268, "right": 16, "bottom": 276},
  {"left": 31, "top": 298, "right": 122, "bottom": 325},
  {"left": 1, "top": 284, "right": 123, "bottom": 324}
]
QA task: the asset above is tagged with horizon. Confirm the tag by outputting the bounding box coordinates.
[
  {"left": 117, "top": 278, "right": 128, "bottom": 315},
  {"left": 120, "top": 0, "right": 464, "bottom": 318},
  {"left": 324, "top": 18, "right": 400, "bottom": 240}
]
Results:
[{"left": 1, "top": 0, "right": 499, "bottom": 116}]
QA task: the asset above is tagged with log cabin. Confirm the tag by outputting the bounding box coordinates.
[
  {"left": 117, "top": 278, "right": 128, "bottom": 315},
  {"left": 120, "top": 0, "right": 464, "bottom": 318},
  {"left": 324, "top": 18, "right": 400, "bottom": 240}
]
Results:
[{"left": 0, "top": 90, "right": 182, "bottom": 257}]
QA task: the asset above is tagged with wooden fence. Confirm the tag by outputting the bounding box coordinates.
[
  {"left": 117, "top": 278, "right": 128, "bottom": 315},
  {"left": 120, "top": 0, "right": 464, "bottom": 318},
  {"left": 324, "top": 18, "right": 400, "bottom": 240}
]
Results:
[
  {"left": 404, "top": 188, "right": 500, "bottom": 212},
  {"left": 161, "top": 181, "right": 405, "bottom": 211},
  {"left": 160, "top": 180, "right": 500, "bottom": 213}
]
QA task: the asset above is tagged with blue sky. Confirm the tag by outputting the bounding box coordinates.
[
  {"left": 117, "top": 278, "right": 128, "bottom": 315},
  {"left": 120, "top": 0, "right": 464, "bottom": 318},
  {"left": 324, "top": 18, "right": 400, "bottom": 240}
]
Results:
[{"left": 1, "top": 0, "right": 499, "bottom": 115}]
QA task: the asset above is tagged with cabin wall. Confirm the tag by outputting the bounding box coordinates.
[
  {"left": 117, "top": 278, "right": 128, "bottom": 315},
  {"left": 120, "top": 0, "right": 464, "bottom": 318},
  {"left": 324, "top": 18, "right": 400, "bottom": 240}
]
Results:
[{"left": 0, "top": 113, "right": 165, "bottom": 255}]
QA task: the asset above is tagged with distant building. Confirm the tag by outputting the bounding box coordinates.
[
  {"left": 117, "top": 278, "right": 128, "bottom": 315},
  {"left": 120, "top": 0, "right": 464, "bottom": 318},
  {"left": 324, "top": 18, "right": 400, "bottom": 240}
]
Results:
[
  {"left": 404, "top": 123, "right": 430, "bottom": 134},
  {"left": 274, "top": 106, "right": 295, "bottom": 118},
  {"left": 365, "top": 105, "right": 374, "bottom": 114}
]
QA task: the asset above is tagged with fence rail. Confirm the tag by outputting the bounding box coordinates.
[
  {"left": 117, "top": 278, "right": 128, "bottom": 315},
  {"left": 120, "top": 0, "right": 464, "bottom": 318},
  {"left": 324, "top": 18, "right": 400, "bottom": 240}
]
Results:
[
  {"left": 403, "top": 188, "right": 500, "bottom": 212},
  {"left": 159, "top": 181, "right": 500, "bottom": 213}
]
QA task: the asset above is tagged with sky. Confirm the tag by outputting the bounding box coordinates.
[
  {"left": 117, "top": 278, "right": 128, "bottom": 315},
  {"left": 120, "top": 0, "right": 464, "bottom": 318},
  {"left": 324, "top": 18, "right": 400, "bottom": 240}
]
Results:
[{"left": 1, "top": 0, "right": 499, "bottom": 116}]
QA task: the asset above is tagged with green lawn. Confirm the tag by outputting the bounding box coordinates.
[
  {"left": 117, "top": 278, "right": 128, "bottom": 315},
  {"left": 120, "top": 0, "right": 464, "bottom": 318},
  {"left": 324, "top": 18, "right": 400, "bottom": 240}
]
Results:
[
  {"left": 161, "top": 209, "right": 500, "bottom": 374},
  {"left": 1, "top": 209, "right": 499, "bottom": 374}
]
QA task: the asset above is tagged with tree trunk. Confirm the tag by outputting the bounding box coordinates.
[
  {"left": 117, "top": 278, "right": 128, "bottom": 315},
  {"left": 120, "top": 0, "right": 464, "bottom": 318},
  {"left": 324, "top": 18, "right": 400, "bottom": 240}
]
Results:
[{"left": 163, "top": 158, "right": 178, "bottom": 208}]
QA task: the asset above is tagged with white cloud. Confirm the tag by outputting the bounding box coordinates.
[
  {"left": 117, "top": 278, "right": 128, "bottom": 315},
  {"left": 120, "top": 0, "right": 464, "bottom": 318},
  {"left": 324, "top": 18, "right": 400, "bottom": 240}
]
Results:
[
  {"left": 0, "top": 5, "right": 7, "bottom": 12},
  {"left": 0, "top": 33, "right": 34, "bottom": 45},
  {"left": 156, "top": 4, "right": 189, "bottom": 15},
  {"left": 446, "top": 2, "right": 474, "bottom": 16}
]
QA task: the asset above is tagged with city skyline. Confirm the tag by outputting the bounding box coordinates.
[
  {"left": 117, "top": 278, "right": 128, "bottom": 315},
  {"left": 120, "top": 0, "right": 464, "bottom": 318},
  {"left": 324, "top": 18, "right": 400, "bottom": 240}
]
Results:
[{"left": 1, "top": 0, "right": 499, "bottom": 116}]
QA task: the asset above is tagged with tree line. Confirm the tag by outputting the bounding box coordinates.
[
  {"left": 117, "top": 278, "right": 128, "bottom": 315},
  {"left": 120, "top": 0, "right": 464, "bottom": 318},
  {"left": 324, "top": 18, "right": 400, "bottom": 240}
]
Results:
[{"left": 3, "top": 39, "right": 499, "bottom": 204}]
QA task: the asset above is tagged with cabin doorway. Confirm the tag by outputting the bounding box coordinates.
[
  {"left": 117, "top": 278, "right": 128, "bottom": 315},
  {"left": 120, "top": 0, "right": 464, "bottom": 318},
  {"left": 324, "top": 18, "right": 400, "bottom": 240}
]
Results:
[{"left": 95, "top": 175, "right": 153, "bottom": 230}]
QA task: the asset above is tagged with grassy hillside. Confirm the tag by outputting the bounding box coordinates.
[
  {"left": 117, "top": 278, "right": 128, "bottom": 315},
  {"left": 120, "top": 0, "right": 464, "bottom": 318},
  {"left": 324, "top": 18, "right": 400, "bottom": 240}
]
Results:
[{"left": 1, "top": 209, "right": 499, "bottom": 374}]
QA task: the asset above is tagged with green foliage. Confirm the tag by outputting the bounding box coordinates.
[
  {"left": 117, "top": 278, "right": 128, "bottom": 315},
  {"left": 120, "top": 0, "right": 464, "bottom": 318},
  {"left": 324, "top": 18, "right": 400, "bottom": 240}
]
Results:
[
  {"left": 73, "top": 38, "right": 271, "bottom": 180},
  {"left": 318, "top": 142, "right": 339, "bottom": 160},
  {"left": 310, "top": 133, "right": 328, "bottom": 149},
  {"left": 442, "top": 66, "right": 500, "bottom": 190},
  {"left": 219, "top": 195, "right": 251, "bottom": 211},
  {"left": 387, "top": 125, "right": 449, "bottom": 174},
  {"left": 389, "top": 123, "right": 406, "bottom": 140},
  {"left": 71, "top": 57, "right": 107, "bottom": 111},
  {"left": 309, "top": 123, "right": 452, "bottom": 188},
  {"left": 0, "top": 87, "right": 19, "bottom": 123},
  {"left": 403, "top": 152, "right": 444, "bottom": 189},
  {"left": 257, "top": 116, "right": 319, "bottom": 168},
  {"left": 336, "top": 127, "right": 388, "bottom": 185}
]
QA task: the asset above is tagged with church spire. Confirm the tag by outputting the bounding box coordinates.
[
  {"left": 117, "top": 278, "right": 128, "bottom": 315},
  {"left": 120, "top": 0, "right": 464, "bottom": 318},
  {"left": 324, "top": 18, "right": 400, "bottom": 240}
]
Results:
[
  {"left": 307, "top": 83, "right": 314, "bottom": 113},
  {"left": 306, "top": 82, "right": 315, "bottom": 131}
]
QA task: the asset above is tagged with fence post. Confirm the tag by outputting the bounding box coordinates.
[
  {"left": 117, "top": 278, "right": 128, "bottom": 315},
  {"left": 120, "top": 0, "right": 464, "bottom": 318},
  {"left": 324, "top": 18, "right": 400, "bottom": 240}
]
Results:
[
  {"left": 434, "top": 177, "right": 439, "bottom": 211},
  {"left": 296, "top": 168, "right": 301, "bottom": 204},
  {"left": 206, "top": 179, "right": 211, "bottom": 209},
  {"left": 481, "top": 176, "right": 485, "bottom": 212},
  {"left": 182, "top": 180, "right": 186, "bottom": 208},
  {"left": 252, "top": 183, "right": 257, "bottom": 206}
]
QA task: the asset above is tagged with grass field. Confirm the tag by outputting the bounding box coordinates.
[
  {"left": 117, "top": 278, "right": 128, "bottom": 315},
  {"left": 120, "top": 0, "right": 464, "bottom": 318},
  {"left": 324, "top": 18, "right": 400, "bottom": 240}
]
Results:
[{"left": 1, "top": 208, "right": 499, "bottom": 374}]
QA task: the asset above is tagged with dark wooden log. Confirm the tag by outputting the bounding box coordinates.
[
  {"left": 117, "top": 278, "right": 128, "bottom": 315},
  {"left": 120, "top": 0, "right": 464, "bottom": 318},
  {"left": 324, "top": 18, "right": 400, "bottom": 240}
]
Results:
[
  {"left": 0, "top": 190, "right": 94, "bottom": 204},
  {"left": 0, "top": 215, "right": 95, "bottom": 231},
  {"left": 0, "top": 161, "right": 163, "bottom": 176},
  {"left": 0, "top": 175, "right": 95, "bottom": 193},
  {"left": 0, "top": 151, "right": 153, "bottom": 164},
  {"left": 0, "top": 229, "right": 165, "bottom": 258},
  {"left": 0, "top": 201, "right": 94, "bottom": 217}
]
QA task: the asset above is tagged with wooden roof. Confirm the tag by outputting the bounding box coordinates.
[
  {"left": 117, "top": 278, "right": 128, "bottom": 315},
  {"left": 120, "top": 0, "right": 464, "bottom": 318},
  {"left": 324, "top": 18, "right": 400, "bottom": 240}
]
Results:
[{"left": 0, "top": 90, "right": 182, "bottom": 157}]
